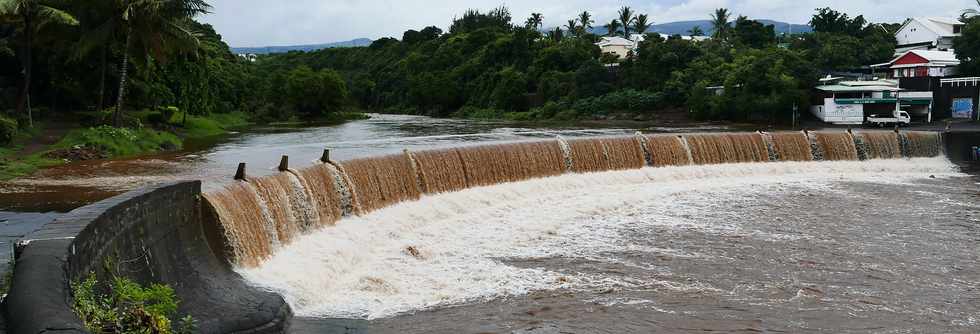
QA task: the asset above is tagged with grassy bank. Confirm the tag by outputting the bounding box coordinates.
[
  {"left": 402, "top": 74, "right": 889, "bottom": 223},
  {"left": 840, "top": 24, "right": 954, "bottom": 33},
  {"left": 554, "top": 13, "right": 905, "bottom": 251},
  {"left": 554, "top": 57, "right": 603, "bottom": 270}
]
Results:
[
  {"left": 0, "top": 111, "right": 250, "bottom": 181},
  {"left": 0, "top": 110, "right": 369, "bottom": 181}
]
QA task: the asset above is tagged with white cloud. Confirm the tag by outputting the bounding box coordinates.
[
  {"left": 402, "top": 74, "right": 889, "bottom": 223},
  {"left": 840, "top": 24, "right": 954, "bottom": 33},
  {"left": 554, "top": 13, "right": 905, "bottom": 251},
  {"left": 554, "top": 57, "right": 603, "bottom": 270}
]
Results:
[{"left": 199, "top": 0, "right": 975, "bottom": 47}]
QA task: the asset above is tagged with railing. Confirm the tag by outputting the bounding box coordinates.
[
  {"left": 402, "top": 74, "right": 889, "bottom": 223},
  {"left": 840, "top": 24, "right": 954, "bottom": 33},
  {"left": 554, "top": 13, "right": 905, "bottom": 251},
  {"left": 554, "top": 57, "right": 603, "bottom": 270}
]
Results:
[{"left": 939, "top": 77, "right": 980, "bottom": 86}]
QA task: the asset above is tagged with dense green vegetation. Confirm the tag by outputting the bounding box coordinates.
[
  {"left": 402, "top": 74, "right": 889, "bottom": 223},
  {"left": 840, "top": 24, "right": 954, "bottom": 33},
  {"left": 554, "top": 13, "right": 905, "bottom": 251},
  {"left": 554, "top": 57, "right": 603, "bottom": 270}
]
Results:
[
  {"left": 255, "top": 6, "right": 899, "bottom": 124},
  {"left": 0, "top": 0, "right": 367, "bottom": 179},
  {"left": 73, "top": 273, "right": 195, "bottom": 334}
]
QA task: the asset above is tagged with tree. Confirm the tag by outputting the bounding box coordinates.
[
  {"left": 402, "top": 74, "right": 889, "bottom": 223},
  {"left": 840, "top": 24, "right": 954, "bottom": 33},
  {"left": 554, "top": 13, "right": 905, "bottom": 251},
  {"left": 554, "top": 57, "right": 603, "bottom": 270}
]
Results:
[
  {"left": 618, "top": 6, "right": 635, "bottom": 37},
  {"left": 962, "top": 0, "right": 980, "bottom": 21},
  {"left": 810, "top": 7, "right": 865, "bottom": 35},
  {"left": 0, "top": 0, "right": 77, "bottom": 127},
  {"left": 548, "top": 27, "right": 563, "bottom": 42},
  {"left": 633, "top": 14, "right": 651, "bottom": 35},
  {"left": 732, "top": 16, "right": 775, "bottom": 48},
  {"left": 525, "top": 12, "right": 543, "bottom": 30},
  {"left": 955, "top": 16, "right": 980, "bottom": 75},
  {"left": 604, "top": 19, "right": 621, "bottom": 37},
  {"left": 285, "top": 65, "right": 348, "bottom": 116},
  {"left": 710, "top": 8, "right": 731, "bottom": 40},
  {"left": 578, "top": 11, "right": 593, "bottom": 33},
  {"left": 565, "top": 19, "right": 577, "bottom": 37},
  {"left": 688, "top": 26, "right": 705, "bottom": 36},
  {"left": 109, "top": 0, "right": 212, "bottom": 127}
]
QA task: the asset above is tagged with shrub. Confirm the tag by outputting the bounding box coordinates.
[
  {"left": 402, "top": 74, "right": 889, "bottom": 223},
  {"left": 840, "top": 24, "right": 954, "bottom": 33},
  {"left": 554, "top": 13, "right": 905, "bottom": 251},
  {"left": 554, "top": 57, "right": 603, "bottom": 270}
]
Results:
[
  {"left": 72, "top": 274, "right": 196, "bottom": 334},
  {"left": 0, "top": 114, "right": 16, "bottom": 145}
]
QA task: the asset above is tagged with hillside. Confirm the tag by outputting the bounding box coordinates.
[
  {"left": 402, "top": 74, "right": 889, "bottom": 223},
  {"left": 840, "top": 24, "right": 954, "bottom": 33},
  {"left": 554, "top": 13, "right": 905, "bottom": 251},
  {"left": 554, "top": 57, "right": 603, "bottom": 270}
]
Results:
[
  {"left": 231, "top": 38, "right": 373, "bottom": 54},
  {"left": 589, "top": 19, "right": 811, "bottom": 36}
]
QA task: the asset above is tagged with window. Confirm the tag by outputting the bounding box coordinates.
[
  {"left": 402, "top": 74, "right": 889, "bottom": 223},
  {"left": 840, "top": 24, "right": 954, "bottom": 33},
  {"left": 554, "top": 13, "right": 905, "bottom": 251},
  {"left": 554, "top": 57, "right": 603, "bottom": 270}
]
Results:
[{"left": 955, "top": 25, "right": 962, "bottom": 34}]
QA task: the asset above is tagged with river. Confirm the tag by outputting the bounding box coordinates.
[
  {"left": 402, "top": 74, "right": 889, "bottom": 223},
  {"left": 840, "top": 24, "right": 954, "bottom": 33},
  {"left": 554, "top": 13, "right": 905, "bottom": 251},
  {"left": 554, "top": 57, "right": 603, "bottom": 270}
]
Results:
[
  {"left": 0, "top": 114, "right": 734, "bottom": 212},
  {"left": 2, "top": 115, "right": 978, "bottom": 333}
]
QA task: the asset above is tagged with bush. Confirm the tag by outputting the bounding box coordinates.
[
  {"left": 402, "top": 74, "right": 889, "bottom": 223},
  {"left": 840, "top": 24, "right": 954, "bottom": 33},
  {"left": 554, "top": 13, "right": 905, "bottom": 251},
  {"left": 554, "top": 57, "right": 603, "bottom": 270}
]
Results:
[
  {"left": 72, "top": 273, "right": 195, "bottom": 334},
  {"left": 452, "top": 106, "right": 504, "bottom": 119},
  {"left": 0, "top": 114, "right": 16, "bottom": 145}
]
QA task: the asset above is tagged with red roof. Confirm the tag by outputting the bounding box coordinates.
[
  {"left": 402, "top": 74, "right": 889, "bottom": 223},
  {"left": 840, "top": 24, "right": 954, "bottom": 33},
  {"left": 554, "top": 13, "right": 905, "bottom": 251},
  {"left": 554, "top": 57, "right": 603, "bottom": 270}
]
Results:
[{"left": 893, "top": 52, "right": 930, "bottom": 65}]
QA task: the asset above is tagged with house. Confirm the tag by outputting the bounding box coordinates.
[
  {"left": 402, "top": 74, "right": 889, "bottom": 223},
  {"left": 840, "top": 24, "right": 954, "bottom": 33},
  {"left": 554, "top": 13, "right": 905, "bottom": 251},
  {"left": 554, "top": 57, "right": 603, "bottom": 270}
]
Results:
[
  {"left": 894, "top": 17, "right": 964, "bottom": 54},
  {"left": 874, "top": 50, "right": 960, "bottom": 78},
  {"left": 810, "top": 78, "right": 914, "bottom": 124},
  {"left": 596, "top": 33, "right": 708, "bottom": 60},
  {"left": 596, "top": 36, "right": 636, "bottom": 59}
]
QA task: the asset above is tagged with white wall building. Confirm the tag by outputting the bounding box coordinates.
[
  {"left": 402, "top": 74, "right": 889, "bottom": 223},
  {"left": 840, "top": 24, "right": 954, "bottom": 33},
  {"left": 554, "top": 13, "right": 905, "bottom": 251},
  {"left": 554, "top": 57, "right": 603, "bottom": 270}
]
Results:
[
  {"left": 596, "top": 33, "right": 709, "bottom": 60},
  {"left": 894, "top": 17, "right": 964, "bottom": 54}
]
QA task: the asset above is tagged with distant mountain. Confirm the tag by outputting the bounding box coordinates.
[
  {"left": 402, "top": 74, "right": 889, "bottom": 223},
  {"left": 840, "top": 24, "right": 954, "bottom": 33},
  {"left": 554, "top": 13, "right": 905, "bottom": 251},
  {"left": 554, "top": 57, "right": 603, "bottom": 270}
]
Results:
[
  {"left": 588, "top": 19, "right": 811, "bottom": 36},
  {"left": 231, "top": 38, "right": 373, "bottom": 55}
]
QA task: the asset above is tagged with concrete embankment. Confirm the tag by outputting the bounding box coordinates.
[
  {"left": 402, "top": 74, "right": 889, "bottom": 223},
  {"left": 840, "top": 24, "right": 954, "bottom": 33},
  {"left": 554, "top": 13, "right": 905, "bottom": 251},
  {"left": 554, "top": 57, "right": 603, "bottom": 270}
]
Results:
[{"left": 2, "top": 181, "right": 290, "bottom": 334}]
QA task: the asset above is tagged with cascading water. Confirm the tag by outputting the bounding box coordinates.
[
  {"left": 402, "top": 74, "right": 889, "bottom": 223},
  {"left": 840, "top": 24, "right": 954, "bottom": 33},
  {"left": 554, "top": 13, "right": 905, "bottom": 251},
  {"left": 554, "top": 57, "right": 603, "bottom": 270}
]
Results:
[
  {"left": 769, "top": 132, "right": 813, "bottom": 161},
  {"left": 295, "top": 165, "right": 344, "bottom": 225},
  {"left": 203, "top": 130, "right": 945, "bottom": 269},
  {"left": 411, "top": 148, "right": 469, "bottom": 194},
  {"left": 857, "top": 132, "right": 902, "bottom": 159},
  {"left": 455, "top": 140, "right": 565, "bottom": 186},
  {"left": 600, "top": 136, "right": 647, "bottom": 171},
  {"left": 809, "top": 131, "right": 859, "bottom": 161},
  {"left": 644, "top": 135, "right": 692, "bottom": 166},
  {"left": 340, "top": 155, "right": 422, "bottom": 213}
]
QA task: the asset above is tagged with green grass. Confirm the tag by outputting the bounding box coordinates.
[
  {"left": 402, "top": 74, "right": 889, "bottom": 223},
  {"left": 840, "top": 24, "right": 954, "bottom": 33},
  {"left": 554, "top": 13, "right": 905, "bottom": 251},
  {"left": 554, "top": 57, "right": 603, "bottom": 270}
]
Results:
[
  {"left": 168, "top": 111, "right": 251, "bottom": 138},
  {"left": 54, "top": 126, "right": 182, "bottom": 157}
]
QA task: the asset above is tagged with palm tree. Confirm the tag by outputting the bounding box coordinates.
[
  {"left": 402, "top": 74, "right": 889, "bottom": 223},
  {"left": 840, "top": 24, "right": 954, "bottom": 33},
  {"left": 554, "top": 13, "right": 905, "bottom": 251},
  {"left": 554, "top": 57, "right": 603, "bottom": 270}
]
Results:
[
  {"left": 618, "top": 6, "right": 635, "bottom": 37},
  {"left": 525, "top": 12, "right": 543, "bottom": 29},
  {"left": 688, "top": 25, "right": 705, "bottom": 36},
  {"left": 109, "top": 0, "right": 211, "bottom": 127},
  {"left": 565, "top": 19, "right": 577, "bottom": 37},
  {"left": 548, "top": 26, "right": 563, "bottom": 42},
  {"left": 633, "top": 13, "right": 651, "bottom": 35},
  {"left": 962, "top": 0, "right": 980, "bottom": 21},
  {"left": 710, "top": 8, "right": 731, "bottom": 39},
  {"left": 578, "top": 11, "right": 593, "bottom": 34},
  {"left": 0, "top": 0, "right": 77, "bottom": 127},
  {"left": 604, "top": 19, "right": 621, "bottom": 37}
]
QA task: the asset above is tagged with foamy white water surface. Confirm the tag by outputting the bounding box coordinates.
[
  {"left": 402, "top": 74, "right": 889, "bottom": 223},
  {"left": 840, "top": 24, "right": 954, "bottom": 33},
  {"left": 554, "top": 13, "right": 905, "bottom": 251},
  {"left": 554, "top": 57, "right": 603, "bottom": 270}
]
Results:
[{"left": 238, "top": 158, "right": 961, "bottom": 320}]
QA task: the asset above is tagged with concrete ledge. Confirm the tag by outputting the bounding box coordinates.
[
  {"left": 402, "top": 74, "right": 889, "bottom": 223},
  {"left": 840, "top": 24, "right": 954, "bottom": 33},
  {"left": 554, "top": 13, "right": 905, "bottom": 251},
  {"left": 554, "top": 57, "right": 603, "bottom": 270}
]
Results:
[
  {"left": 3, "top": 181, "right": 291, "bottom": 334},
  {"left": 944, "top": 130, "right": 980, "bottom": 161}
]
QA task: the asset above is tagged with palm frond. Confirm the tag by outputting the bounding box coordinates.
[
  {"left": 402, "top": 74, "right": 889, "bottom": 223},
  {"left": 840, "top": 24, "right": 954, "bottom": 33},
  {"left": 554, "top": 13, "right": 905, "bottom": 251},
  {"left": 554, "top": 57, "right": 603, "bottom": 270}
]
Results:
[{"left": 37, "top": 4, "right": 78, "bottom": 25}]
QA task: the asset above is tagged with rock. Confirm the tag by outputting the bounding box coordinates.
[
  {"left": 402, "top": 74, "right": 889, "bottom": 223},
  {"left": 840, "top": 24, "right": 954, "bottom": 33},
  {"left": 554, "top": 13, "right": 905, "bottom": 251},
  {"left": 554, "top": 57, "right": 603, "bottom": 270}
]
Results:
[{"left": 44, "top": 146, "right": 108, "bottom": 162}]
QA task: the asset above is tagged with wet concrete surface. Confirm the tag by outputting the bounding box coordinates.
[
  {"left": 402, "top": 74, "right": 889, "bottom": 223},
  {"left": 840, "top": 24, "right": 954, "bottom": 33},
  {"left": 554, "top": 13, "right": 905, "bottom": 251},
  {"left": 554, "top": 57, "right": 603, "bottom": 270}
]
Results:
[{"left": 0, "top": 211, "right": 60, "bottom": 277}]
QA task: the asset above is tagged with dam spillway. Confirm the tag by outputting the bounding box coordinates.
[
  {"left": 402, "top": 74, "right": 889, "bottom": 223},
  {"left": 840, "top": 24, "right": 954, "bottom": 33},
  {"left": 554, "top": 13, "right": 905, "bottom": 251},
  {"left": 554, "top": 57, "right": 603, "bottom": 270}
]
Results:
[{"left": 203, "top": 130, "right": 945, "bottom": 268}]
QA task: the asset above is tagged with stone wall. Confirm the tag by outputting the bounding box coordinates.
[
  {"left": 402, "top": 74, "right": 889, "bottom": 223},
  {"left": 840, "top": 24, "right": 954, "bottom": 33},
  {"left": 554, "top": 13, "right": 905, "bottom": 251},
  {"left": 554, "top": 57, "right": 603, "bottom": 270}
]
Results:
[{"left": 3, "top": 181, "right": 291, "bottom": 334}]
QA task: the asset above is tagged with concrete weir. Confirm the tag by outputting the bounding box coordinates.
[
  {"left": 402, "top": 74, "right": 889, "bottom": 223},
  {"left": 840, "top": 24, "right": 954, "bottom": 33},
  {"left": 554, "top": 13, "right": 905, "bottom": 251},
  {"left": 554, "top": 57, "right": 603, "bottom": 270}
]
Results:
[
  {"left": 2, "top": 129, "right": 976, "bottom": 333},
  {"left": 3, "top": 181, "right": 290, "bottom": 334}
]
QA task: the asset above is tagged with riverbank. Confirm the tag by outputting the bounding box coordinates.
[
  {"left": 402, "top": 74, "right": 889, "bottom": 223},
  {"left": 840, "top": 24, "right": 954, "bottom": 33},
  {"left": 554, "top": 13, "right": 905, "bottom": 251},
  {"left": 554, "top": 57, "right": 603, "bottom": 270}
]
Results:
[{"left": 0, "top": 111, "right": 372, "bottom": 182}]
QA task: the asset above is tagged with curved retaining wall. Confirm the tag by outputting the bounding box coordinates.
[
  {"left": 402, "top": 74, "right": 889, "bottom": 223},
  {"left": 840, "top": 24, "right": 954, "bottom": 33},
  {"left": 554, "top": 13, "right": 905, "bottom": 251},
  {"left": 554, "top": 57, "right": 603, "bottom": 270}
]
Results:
[{"left": 3, "top": 181, "right": 291, "bottom": 334}]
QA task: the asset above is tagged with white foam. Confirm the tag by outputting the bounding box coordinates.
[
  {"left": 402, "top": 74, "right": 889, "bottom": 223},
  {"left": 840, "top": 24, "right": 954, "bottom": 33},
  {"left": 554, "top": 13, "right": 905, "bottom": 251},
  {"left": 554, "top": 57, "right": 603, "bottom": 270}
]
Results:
[{"left": 238, "top": 158, "right": 960, "bottom": 319}]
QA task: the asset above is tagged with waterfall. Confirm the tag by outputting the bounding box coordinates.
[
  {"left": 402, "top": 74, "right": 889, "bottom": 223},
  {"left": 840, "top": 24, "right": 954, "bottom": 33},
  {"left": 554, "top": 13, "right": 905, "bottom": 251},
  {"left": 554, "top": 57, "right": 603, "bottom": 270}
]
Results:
[
  {"left": 203, "top": 181, "right": 277, "bottom": 267},
  {"left": 683, "top": 133, "right": 768, "bottom": 165},
  {"left": 556, "top": 136, "right": 574, "bottom": 172},
  {"left": 601, "top": 136, "right": 647, "bottom": 171},
  {"left": 858, "top": 132, "right": 901, "bottom": 159},
  {"left": 567, "top": 138, "right": 610, "bottom": 172},
  {"left": 760, "top": 132, "right": 778, "bottom": 162},
  {"left": 635, "top": 132, "right": 653, "bottom": 166},
  {"left": 455, "top": 140, "right": 565, "bottom": 186},
  {"left": 412, "top": 148, "right": 469, "bottom": 194},
  {"left": 770, "top": 132, "right": 813, "bottom": 161},
  {"left": 204, "top": 130, "right": 946, "bottom": 268},
  {"left": 295, "top": 164, "right": 344, "bottom": 225},
  {"left": 340, "top": 155, "right": 421, "bottom": 213},
  {"left": 810, "top": 132, "right": 859, "bottom": 161},
  {"left": 645, "top": 135, "right": 693, "bottom": 166}
]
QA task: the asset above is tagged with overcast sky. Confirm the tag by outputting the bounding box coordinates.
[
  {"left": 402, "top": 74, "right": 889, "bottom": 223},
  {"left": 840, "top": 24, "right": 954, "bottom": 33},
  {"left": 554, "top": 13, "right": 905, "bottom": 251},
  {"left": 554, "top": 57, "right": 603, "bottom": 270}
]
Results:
[{"left": 199, "top": 0, "right": 973, "bottom": 47}]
